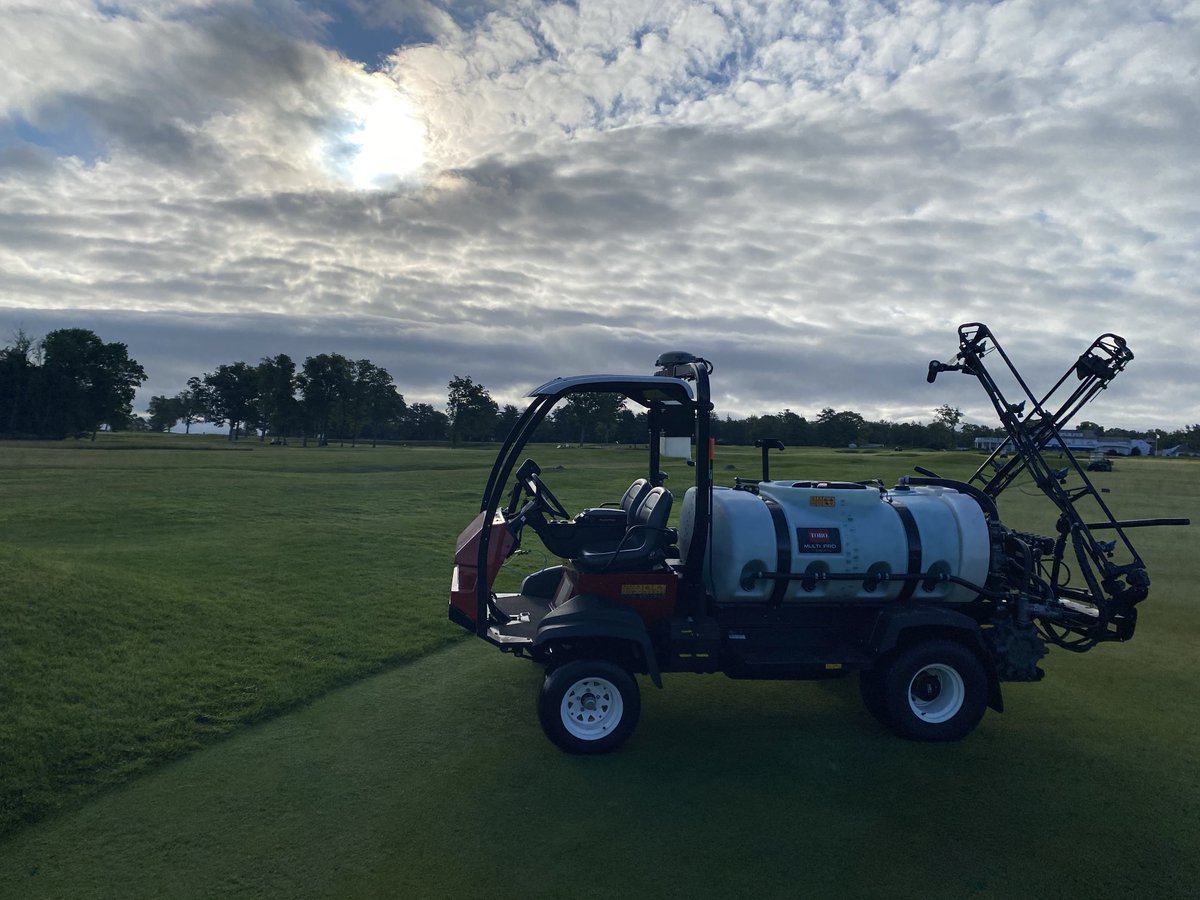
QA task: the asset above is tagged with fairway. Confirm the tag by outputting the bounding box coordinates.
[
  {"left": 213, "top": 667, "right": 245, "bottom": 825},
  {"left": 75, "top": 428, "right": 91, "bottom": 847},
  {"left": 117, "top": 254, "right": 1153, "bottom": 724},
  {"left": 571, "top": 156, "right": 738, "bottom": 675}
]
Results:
[
  {"left": 1, "top": 437, "right": 1198, "bottom": 898},
  {"left": 2, "top": 639, "right": 1198, "bottom": 898}
]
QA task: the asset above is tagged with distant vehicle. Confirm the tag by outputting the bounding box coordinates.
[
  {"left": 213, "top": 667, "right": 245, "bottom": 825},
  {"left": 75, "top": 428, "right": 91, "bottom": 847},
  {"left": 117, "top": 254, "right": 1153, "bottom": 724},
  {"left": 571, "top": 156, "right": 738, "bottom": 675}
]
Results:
[{"left": 1087, "top": 453, "right": 1113, "bottom": 472}]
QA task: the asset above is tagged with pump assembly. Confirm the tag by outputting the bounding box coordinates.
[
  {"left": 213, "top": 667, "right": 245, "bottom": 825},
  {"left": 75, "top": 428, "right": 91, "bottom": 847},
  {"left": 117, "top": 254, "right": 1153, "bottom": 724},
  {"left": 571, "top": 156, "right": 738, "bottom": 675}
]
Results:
[{"left": 449, "top": 323, "right": 1188, "bottom": 752}]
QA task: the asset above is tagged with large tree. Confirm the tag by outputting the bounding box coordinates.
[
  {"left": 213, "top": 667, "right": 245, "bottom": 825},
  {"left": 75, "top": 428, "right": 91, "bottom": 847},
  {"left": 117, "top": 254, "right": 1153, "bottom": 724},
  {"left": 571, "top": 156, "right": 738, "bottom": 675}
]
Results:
[
  {"left": 614, "top": 409, "right": 647, "bottom": 446},
  {"left": 147, "top": 395, "right": 183, "bottom": 432},
  {"left": 934, "top": 404, "right": 964, "bottom": 431},
  {"left": 928, "top": 403, "right": 966, "bottom": 449},
  {"left": 350, "top": 360, "right": 405, "bottom": 447},
  {"left": 256, "top": 354, "right": 299, "bottom": 443},
  {"left": 403, "top": 402, "right": 448, "bottom": 441},
  {"left": 446, "top": 375, "right": 497, "bottom": 445},
  {"left": 203, "top": 362, "right": 260, "bottom": 441},
  {"left": 299, "top": 353, "right": 352, "bottom": 446},
  {"left": 175, "top": 388, "right": 202, "bottom": 435},
  {"left": 183, "top": 377, "right": 213, "bottom": 434},
  {"left": 816, "top": 407, "right": 865, "bottom": 448},
  {"left": 0, "top": 330, "right": 35, "bottom": 435},
  {"left": 38, "top": 328, "right": 147, "bottom": 439},
  {"left": 562, "top": 392, "right": 624, "bottom": 445},
  {"left": 493, "top": 403, "right": 521, "bottom": 442}
]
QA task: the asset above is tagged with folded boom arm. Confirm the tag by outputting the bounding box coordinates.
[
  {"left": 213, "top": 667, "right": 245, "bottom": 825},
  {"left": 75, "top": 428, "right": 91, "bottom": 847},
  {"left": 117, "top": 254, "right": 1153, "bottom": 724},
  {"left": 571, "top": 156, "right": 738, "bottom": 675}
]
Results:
[{"left": 928, "top": 323, "right": 1187, "bottom": 650}]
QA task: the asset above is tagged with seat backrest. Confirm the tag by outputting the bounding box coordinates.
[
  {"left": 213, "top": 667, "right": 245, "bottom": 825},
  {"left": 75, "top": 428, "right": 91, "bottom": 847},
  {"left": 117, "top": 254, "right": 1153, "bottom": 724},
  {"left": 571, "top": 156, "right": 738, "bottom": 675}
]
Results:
[
  {"left": 620, "top": 478, "right": 651, "bottom": 520},
  {"left": 574, "top": 487, "right": 674, "bottom": 573},
  {"left": 633, "top": 486, "right": 672, "bottom": 532}
]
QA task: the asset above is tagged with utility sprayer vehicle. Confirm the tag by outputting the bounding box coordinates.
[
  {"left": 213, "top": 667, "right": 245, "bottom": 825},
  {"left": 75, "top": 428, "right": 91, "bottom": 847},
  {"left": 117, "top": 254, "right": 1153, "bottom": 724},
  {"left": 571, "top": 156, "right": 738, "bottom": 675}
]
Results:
[{"left": 449, "top": 323, "right": 1188, "bottom": 753}]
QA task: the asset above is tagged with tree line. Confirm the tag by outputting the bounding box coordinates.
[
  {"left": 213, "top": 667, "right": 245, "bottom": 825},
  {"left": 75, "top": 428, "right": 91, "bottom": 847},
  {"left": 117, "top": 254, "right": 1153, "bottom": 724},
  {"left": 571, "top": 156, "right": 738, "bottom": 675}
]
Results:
[
  {"left": 153, "top": 362, "right": 518, "bottom": 446},
  {"left": 0, "top": 329, "right": 146, "bottom": 439},
  {"left": 3, "top": 329, "right": 1195, "bottom": 450}
]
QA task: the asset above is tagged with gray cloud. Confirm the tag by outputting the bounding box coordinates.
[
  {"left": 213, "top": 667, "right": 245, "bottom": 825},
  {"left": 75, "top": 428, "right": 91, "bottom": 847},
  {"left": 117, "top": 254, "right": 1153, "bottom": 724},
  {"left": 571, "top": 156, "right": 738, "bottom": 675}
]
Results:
[{"left": 1, "top": 0, "right": 1197, "bottom": 432}]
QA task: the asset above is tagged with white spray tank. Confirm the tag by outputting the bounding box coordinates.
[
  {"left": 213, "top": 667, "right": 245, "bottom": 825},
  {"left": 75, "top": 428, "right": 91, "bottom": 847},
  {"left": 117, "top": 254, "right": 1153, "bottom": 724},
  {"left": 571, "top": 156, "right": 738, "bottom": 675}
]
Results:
[{"left": 677, "top": 481, "right": 992, "bottom": 604}]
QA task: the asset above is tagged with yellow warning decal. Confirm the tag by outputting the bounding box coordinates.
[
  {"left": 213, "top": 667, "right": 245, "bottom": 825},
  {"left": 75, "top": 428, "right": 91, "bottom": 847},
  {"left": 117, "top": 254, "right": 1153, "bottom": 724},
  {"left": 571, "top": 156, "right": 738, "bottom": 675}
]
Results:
[
  {"left": 621, "top": 583, "right": 668, "bottom": 599},
  {"left": 824, "top": 663, "right": 843, "bottom": 670},
  {"left": 810, "top": 496, "right": 837, "bottom": 508}
]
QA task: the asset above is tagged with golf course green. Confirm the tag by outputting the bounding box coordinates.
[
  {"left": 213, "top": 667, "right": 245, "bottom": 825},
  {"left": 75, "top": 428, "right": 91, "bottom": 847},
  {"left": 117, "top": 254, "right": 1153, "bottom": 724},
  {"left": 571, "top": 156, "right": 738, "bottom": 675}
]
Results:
[{"left": 1, "top": 437, "right": 1196, "bottom": 898}]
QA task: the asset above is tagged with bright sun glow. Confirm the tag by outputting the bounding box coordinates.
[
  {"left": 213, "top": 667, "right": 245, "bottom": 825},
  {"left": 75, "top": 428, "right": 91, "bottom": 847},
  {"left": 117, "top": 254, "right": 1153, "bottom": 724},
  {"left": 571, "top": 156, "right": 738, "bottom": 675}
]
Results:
[{"left": 338, "top": 77, "right": 426, "bottom": 189}]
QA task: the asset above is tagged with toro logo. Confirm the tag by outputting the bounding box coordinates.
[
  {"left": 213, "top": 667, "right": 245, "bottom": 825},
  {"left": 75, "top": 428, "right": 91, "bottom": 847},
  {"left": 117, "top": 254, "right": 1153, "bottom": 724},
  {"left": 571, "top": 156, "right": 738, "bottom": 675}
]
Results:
[{"left": 798, "top": 527, "right": 842, "bottom": 554}]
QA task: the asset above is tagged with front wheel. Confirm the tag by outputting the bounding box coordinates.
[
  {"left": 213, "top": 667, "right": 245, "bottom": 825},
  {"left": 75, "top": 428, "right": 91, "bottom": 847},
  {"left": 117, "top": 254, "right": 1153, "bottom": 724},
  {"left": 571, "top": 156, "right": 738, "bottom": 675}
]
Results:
[
  {"left": 880, "top": 640, "right": 988, "bottom": 742},
  {"left": 538, "top": 659, "right": 641, "bottom": 754}
]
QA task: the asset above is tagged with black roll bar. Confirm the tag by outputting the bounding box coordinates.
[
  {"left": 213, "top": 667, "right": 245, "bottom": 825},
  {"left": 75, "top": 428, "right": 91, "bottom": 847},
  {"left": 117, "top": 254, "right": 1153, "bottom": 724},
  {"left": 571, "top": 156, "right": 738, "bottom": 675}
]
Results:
[{"left": 474, "top": 395, "right": 556, "bottom": 638}]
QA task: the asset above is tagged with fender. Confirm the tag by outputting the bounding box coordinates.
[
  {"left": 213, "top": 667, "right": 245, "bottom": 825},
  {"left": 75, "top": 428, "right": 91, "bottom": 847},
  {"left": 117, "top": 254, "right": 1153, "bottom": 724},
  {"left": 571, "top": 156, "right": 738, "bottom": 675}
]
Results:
[
  {"left": 534, "top": 594, "right": 662, "bottom": 688},
  {"left": 868, "top": 606, "right": 1004, "bottom": 712}
]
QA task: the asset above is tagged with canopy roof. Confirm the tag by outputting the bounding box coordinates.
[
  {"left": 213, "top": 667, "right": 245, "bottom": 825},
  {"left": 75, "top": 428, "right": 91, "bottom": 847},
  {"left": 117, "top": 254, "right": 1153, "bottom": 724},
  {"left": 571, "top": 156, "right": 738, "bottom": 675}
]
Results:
[{"left": 527, "top": 374, "right": 695, "bottom": 408}]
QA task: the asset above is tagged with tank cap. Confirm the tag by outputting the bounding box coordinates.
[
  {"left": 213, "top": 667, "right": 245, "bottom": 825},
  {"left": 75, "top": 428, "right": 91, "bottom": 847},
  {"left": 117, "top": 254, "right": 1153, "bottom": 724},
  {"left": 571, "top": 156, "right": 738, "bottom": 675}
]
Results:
[{"left": 656, "top": 351, "right": 698, "bottom": 366}]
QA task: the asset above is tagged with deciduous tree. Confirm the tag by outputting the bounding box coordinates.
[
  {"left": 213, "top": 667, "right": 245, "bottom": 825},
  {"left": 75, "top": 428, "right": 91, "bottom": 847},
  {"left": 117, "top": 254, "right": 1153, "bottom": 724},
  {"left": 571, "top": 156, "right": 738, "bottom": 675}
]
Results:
[
  {"left": 256, "top": 354, "right": 299, "bottom": 443},
  {"left": 0, "top": 330, "right": 35, "bottom": 435},
  {"left": 934, "top": 404, "right": 963, "bottom": 430},
  {"left": 447, "top": 375, "right": 497, "bottom": 445},
  {"left": 147, "top": 395, "right": 184, "bottom": 432},
  {"left": 352, "top": 361, "right": 404, "bottom": 447},
  {"left": 203, "top": 362, "right": 260, "bottom": 441},
  {"left": 562, "top": 392, "right": 624, "bottom": 445},
  {"left": 299, "top": 353, "right": 352, "bottom": 446},
  {"left": 403, "top": 402, "right": 448, "bottom": 441},
  {"left": 493, "top": 403, "right": 520, "bottom": 441},
  {"left": 39, "top": 328, "right": 147, "bottom": 439},
  {"left": 816, "top": 407, "right": 864, "bottom": 448}
]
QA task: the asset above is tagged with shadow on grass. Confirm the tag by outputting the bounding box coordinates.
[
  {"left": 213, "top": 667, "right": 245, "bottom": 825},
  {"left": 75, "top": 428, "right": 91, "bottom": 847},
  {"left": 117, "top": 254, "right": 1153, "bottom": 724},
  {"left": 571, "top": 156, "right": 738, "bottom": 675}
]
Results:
[{"left": 2, "top": 641, "right": 1195, "bottom": 900}]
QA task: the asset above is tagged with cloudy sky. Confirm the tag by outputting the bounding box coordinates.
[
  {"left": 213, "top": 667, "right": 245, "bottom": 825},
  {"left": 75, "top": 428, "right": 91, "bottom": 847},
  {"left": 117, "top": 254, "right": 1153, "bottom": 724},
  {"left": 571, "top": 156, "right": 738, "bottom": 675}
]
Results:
[{"left": 1, "top": 0, "right": 1197, "bottom": 429}]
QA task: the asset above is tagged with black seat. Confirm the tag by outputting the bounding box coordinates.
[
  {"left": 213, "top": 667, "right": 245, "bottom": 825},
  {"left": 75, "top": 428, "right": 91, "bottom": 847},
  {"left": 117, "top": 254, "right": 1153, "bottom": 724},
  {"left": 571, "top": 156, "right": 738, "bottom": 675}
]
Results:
[
  {"left": 618, "top": 478, "right": 652, "bottom": 519},
  {"left": 535, "top": 478, "right": 656, "bottom": 559},
  {"left": 575, "top": 478, "right": 651, "bottom": 526},
  {"left": 574, "top": 487, "right": 674, "bottom": 573}
]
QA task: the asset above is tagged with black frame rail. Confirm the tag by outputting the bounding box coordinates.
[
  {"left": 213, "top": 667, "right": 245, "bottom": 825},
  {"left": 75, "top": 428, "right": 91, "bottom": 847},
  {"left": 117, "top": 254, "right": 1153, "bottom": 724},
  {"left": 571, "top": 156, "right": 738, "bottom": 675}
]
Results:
[{"left": 928, "top": 323, "right": 1188, "bottom": 649}]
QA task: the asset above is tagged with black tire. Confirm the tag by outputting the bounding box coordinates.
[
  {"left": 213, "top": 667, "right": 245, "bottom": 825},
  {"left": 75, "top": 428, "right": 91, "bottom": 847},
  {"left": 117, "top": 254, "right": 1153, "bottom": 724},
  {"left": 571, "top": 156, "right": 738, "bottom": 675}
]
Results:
[
  {"left": 538, "top": 659, "right": 641, "bottom": 754},
  {"left": 879, "top": 640, "right": 988, "bottom": 742}
]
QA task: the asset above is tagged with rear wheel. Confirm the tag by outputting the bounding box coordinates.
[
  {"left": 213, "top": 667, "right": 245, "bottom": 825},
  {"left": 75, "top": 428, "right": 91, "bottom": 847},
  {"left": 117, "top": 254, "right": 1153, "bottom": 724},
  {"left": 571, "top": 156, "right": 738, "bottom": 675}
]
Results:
[
  {"left": 538, "top": 659, "right": 640, "bottom": 754},
  {"left": 880, "top": 640, "right": 987, "bottom": 741}
]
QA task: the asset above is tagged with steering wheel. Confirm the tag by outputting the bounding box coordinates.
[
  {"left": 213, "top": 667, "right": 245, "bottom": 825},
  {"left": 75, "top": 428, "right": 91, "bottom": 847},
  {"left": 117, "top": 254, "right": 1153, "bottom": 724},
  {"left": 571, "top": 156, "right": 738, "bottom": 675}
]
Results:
[{"left": 523, "top": 470, "right": 571, "bottom": 520}]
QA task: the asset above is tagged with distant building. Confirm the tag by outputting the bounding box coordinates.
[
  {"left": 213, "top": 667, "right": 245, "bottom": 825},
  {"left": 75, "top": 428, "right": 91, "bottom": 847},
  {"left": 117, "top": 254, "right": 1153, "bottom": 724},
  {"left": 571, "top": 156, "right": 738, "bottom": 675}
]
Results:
[{"left": 974, "top": 429, "right": 1152, "bottom": 456}]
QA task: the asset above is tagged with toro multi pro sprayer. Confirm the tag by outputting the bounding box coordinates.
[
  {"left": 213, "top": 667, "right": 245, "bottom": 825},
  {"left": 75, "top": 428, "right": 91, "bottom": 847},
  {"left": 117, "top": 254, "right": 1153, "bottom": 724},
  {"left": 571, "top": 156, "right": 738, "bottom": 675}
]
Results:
[{"left": 449, "top": 323, "right": 1188, "bottom": 753}]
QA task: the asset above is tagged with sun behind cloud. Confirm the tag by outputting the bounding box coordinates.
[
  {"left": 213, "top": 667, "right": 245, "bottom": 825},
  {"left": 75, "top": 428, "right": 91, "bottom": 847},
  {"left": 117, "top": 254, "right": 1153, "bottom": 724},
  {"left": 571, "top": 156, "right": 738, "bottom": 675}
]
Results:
[{"left": 330, "top": 72, "right": 427, "bottom": 190}]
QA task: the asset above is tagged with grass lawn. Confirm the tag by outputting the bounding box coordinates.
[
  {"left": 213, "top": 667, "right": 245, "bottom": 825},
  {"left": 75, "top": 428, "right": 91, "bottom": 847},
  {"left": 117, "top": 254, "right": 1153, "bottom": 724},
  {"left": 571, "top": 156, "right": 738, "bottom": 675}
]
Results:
[
  {"left": 0, "top": 435, "right": 1197, "bottom": 897},
  {"left": 0, "top": 435, "right": 489, "bottom": 833}
]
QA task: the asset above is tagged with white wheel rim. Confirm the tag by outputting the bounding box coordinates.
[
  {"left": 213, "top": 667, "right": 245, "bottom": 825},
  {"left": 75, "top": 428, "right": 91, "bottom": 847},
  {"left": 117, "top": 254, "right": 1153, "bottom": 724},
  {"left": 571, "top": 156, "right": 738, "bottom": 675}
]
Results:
[
  {"left": 907, "top": 663, "right": 965, "bottom": 723},
  {"left": 560, "top": 676, "right": 624, "bottom": 741}
]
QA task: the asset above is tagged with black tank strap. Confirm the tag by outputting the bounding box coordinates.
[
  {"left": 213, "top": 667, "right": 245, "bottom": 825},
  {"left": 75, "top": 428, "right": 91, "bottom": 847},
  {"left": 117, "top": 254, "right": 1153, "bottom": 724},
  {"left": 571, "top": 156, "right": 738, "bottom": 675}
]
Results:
[
  {"left": 891, "top": 501, "right": 922, "bottom": 603},
  {"left": 762, "top": 497, "right": 791, "bottom": 608}
]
